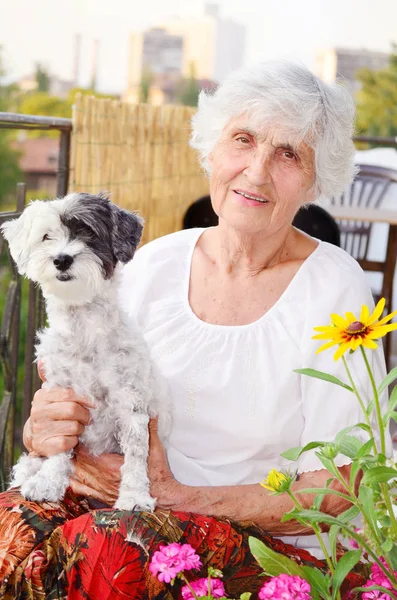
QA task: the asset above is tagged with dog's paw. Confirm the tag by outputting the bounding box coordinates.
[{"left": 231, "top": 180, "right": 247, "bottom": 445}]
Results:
[
  {"left": 115, "top": 493, "right": 156, "bottom": 512},
  {"left": 9, "top": 455, "right": 44, "bottom": 489},
  {"left": 20, "top": 474, "right": 66, "bottom": 503}
]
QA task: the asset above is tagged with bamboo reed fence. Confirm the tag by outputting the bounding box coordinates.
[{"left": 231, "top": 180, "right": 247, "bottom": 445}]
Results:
[{"left": 69, "top": 95, "right": 210, "bottom": 244}]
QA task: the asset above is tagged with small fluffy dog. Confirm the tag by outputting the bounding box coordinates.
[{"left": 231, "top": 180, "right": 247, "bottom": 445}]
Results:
[{"left": 0, "top": 191, "right": 170, "bottom": 510}]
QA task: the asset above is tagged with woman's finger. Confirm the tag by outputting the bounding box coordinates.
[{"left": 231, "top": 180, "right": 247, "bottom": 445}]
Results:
[
  {"left": 37, "top": 361, "right": 46, "bottom": 382},
  {"left": 69, "top": 476, "right": 97, "bottom": 499}
]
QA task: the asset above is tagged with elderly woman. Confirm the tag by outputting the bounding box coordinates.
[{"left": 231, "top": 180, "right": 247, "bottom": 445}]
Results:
[{"left": 0, "top": 61, "right": 390, "bottom": 598}]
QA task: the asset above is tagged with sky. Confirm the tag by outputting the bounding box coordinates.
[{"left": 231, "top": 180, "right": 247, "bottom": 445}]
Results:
[{"left": 1, "top": 0, "right": 397, "bottom": 94}]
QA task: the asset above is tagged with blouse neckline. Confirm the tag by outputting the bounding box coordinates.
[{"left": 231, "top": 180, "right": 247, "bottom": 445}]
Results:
[{"left": 183, "top": 227, "right": 322, "bottom": 331}]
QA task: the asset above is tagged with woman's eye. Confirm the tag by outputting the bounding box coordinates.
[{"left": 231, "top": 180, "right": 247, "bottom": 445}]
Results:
[
  {"left": 42, "top": 233, "right": 50, "bottom": 241},
  {"left": 236, "top": 136, "right": 250, "bottom": 145},
  {"left": 282, "top": 150, "right": 296, "bottom": 160}
]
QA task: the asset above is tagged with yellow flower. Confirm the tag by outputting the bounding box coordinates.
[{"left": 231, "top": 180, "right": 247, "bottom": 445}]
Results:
[
  {"left": 312, "top": 298, "right": 397, "bottom": 361},
  {"left": 260, "top": 469, "right": 288, "bottom": 492}
]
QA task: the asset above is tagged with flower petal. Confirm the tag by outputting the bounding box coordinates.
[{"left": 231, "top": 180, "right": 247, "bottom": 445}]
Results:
[
  {"left": 367, "top": 323, "right": 397, "bottom": 339},
  {"left": 376, "top": 309, "right": 397, "bottom": 326},
  {"left": 315, "top": 340, "right": 338, "bottom": 354},
  {"left": 367, "top": 297, "right": 386, "bottom": 325},
  {"left": 359, "top": 304, "right": 370, "bottom": 323},
  {"left": 350, "top": 337, "right": 363, "bottom": 350},
  {"left": 330, "top": 313, "right": 348, "bottom": 328},
  {"left": 361, "top": 338, "right": 378, "bottom": 350},
  {"left": 312, "top": 333, "right": 338, "bottom": 340},
  {"left": 345, "top": 311, "right": 357, "bottom": 324},
  {"left": 313, "top": 326, "right": 337, "bottom": 333},
  {"left": 334, "top": 342, "right": 351, "bottom": 361}
]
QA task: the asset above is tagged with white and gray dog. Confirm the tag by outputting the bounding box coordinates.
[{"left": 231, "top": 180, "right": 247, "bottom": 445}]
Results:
[{"left": 0, "top": 191, "right": 171, "bottom": 510}]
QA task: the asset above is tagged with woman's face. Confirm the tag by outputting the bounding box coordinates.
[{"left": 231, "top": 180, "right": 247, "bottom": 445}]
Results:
[{"left": 208, "top": 114, "right": 316, "bottom": 236}]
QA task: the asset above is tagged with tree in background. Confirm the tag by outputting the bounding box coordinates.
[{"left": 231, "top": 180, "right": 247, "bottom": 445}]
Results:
[
  {"left": 139, "top": 67, "right": 153, "bottom": 103},
  {"left": 0, "top": 46, "right": 21, "bottom": 208},
  {"left": 35, "top": 63, "right": 50, "bottom": 93},
  {"left": 176, "top": 62, "right": 200, "bottom": 107},
  {"left": 356, "top": 45, "right": 397, "bottom": 137}
]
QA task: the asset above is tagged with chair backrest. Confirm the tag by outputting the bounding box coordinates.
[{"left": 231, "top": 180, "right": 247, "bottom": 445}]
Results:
[
  {"left": 183, "top": 195, "right": 219, "bottom": 229},
  {"left": 292, "top": 204, "right": 341, "bottom": 246},
  {"left": 330, "top": 163, "right": 397, "bottom": 368},
  {"left": 330, "top": 164, "right": 397, "bottom": 261}
]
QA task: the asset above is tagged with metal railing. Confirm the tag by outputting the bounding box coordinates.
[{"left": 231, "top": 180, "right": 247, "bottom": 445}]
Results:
[{"left": 0, "top": 113, "right": 72, "bottom": 488}]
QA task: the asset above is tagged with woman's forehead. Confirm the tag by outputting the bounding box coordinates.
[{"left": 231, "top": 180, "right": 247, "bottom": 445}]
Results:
[{"left": 223, "top": 114, "right": 314, "bottom": 154}]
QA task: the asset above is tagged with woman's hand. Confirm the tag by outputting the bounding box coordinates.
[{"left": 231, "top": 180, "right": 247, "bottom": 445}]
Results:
[
  {"left": 24, "top": 361, "right": 95, "bottom": 457},
  {"left": 69, "top": 419, "right": 186, "bottom": 510},
  {"left": 148, "top": 417, "right": 186, "bottom": 509},
  {"left": 69, "top": 445, "right": 123, "bottom": 505}
]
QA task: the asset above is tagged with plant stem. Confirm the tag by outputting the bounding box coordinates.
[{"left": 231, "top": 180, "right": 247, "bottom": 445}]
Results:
[
  {"left": 381, "top": 481, "right": 397, "bottom": 538},
  {"left": 360, "top": 347, "right": 386, "bottom": 456},
  {"left": 287, "top": 491, "right": 336, "bottom": 578},
  {"left": 180, "top": 574, "right": 200, "bottom": 600},
  {"left": 342, "top": 355, "right": 376, "bottom": 450}
]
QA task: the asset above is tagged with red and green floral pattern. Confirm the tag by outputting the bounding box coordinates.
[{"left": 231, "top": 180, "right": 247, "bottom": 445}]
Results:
[{"left": 0, "top": 488, "right": 365, "bottom": 599}]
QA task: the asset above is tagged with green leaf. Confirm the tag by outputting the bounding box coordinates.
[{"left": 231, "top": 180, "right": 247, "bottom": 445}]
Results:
[
  {"left": 239, "top": 594, "right": 252, "bottom": 600},
  {"left": 337, "top": 505, "right": 360, "bottom": 524},
  {"left": 378, "top": 367, "right": 397, "bottom": 394},
  {"left": 248, "top": 537, "right": 304, "bottom": 577},
  {"left": 332, "top": 550, "right": 362, "bottom": 600},
  {"left": 301, "top": 565, "right": 329, "bottom": 599},
  {"left": 336, "top": 434, "right": 363, "bottom": 459},
  {"left": 298, "top": 488, "right": 353, "bottom": 503},
  {"left": 361, "top": 466, "right": 397, "bottom": 485},
  {"left": 386, "top": 543, "right": 397, "bottom": 570},
  {"left": 355, "top": 422, "right": 372, "bottom": 434},
  {"left": 281, "top": 441, "right": 325, "bottom": 461},
  {"left": 358, "top": 486, "right": 380, "bottom": 543},
  {"left": 329, "top": 524, "right": 340, "bottom": 563},
  {"left": 388, "top": 384, "right": 397, "bottom": 412},
  {"left": 366, "top": 398, "right": 376, "bottom": 418},
  {"left": 382, "top": 539, "right": 393, "bottom": 553},
  {"left": 282, "top": 509, "right": 343, "bottom": 527},
  {"left": 294, "top": 368, "right": 353, "bottom": 391},
  {"left": 349, "top": 460, "right": 362, "bottom": 489},
  {"left": 315, "top": 454, "right": 341, "bottom": 478},
  {"left": 353, "top": 584, "right": 397, "bottom": 596},
  {"left": 356, "top": 438, "right": 375, "bottom": 459}
]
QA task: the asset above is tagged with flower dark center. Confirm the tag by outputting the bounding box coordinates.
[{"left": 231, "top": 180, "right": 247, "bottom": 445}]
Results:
[{"left": 346, "top": 321, "right": 366, "bottom": 335}]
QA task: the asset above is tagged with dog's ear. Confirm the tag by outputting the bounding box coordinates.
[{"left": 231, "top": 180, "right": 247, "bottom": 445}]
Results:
[
  {"left": 0, "top": 213, "right": 30, "bottom": 275},
  {"left": 111, "top": 206, "right": 144, "bottom": 263}
]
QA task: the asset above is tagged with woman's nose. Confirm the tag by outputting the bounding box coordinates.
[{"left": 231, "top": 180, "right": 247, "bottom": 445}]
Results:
[{"left": 243, "top": 151, "right": 272, "bottom": 186}]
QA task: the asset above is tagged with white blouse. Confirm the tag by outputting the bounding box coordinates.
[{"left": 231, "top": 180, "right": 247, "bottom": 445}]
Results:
[{"left": 119, "top": 227, "right": 390, "bottom": 554}]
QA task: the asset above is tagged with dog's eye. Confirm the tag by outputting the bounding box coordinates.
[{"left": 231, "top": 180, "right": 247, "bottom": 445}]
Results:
[{"left": 42, "top": 234, "right": 50, "bottom": 241}]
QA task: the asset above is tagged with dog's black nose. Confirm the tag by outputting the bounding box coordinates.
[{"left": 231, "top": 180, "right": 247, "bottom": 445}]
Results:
[{"left": 54, "top": 254, "right": 74, "bottom": 271}]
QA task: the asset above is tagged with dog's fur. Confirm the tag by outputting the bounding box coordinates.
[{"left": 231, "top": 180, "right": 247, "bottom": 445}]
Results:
[{"left": 0, "top": 192, "right": 171, "bottom": 510}]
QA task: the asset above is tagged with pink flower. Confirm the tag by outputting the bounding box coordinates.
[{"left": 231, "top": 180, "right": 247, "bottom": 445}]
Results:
[
  {"left": 181, "top": 577, "right": 226, "bottom": 599},
  {"left": 258, "top": 574, "right": 311, "bottom": 600},
  {"left": 149, "top": 543, "right": 202, "bottom": 584},
  {"left": 362, "top": 558, "right": 397, "bottom": 600},
  {"left": 349, "top": 527, "right": 363, "bottom": 549}
]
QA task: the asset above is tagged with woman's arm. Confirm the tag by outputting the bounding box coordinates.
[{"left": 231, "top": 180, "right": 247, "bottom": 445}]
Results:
[
  {"left": 148, "top": 419, "right": 352, "bottom": 536},
  {"left": 70, "top": 419, "right": 353, "bottom": 536}
]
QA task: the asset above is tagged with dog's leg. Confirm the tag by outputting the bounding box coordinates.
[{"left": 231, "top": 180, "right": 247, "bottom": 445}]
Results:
[
  {"left": 114, "top": 412, "right": 155, "bottom": 512},
  {"left": 9, "top": 453, "right": 45, "bottom": 489},
  {"left": 20, "top": 451, "right": 74, "bottom": 502}
]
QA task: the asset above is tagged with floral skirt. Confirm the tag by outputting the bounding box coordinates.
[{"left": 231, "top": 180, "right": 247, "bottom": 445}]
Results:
[{"left": 0, "top": 487, "right": 365, "bottom": 599}]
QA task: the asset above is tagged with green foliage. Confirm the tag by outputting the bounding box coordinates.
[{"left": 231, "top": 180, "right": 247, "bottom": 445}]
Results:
[
  {"left": 356, "top": 45, "right": 397, "bottom": 137},
  {"left": 176, "top": 62, "right": 200, "bottom": 107},
  {"left": 0, "top": 48, "right": 21, "bottom": 206},
  {"left": 139, "top": 67, "right": 153, "bottom": 103},
  {"left": 35, "top": 63, "right": 50, "bottom": 92}
]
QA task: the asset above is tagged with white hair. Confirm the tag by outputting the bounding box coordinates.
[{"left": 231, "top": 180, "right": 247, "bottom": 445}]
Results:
[{"left": 190, "top": 60, "right": 357, "bottom": 200}]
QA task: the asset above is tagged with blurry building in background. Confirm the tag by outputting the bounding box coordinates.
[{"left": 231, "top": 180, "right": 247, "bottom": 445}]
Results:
[
  {"left": 12, "top": 137, "right": 59, "bottom": 195},
  {"left": 16, "top": 73, "right": 74, "bottom": 99},
  {"left": 125, "top": 3, "right": 246, "bottom": 105},
  {"left": 315, "top": 48, "right": 390, "bottom": 92}
]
